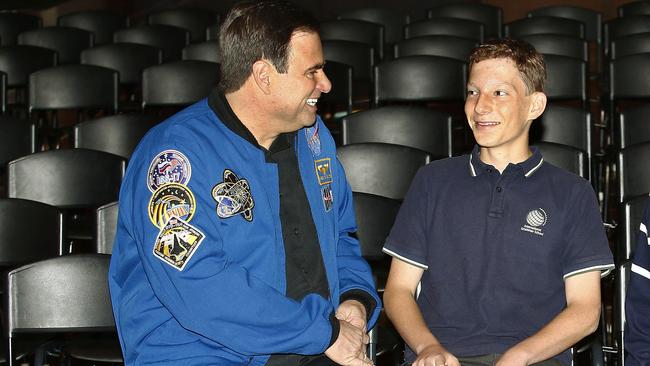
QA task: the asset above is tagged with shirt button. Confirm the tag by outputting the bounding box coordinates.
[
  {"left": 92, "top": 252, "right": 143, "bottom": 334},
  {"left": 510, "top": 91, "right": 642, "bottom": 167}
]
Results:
[
  {"left": 486, "top": 169, "right": 492, "bottom": 173},
  {"left": 293, "top": 228, "right": 299, "bottom": 235},
  {"left": 496, "top": 186, "right": 503, "bottom": 192}
]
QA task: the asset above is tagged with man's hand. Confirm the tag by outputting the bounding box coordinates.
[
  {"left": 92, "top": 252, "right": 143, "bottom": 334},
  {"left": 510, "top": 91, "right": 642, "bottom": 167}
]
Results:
[
  {"left": 411, "top": 343, "right": 460, "bottom": 366},
  {"left": 336, "top": 300, "right": 367, "bottom": 331},
  {"left": 325, "top": 319, "right": 373, "bottom": 366}
]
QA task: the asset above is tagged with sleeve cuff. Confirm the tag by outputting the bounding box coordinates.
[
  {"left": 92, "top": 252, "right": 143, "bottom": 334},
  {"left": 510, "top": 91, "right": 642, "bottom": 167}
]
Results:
[
  {"left": 328, "top": 312, "right": 340, "bottom": 348},
  {"left": 340, "top": 289, "right": 377, "bottom": 322}
]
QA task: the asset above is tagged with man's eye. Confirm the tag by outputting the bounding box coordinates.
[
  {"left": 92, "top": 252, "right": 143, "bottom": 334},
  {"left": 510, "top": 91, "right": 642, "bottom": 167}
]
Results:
[{"left": 495, "top": 90, "right": 507, "bottom": 96}]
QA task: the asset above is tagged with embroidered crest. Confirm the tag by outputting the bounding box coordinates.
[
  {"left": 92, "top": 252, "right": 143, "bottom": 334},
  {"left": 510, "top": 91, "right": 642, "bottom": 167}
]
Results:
[
  {"left": 147, "top": 150, "right": 192, "bottom": 192},
  {"left": 305, "top": 124, "right": 321, "bottom": 156},
  {"left": 314, "top": 158, "right": 332, "bottom": 186},
  {"left": 153, "top": 217, "right": 205, "bottom": 270},
  {"left": 520, "top": 208, "right": 548, "bottom": 236},
  {"left": 321, "top": 184, "right": 333, "bottom": 212},
  {"left": 148, "top": 183, "right": 196, "bottom": 228},
  {"left": 211, "top": 169, "right": 254, "bottom": 221}
]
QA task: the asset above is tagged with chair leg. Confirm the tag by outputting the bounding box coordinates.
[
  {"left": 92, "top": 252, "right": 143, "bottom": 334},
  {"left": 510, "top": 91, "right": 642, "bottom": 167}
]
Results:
[{"left": 368, "top": 324, "right": 378, "bottom": 364}]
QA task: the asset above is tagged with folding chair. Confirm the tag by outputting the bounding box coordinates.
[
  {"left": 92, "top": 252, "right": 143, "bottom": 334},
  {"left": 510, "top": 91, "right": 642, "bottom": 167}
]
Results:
[
  {"left": 57, "top": 10, "right": 127, "bottom": 45},
  {"left": 393, "top": 35, "right": 477, "bottom": 62},
  {"left": 338, "top": 7, "right": 409, "bottom": 45},
  {"left": 320, "top": 19, "right": 385, "bottom": 60},
  {"left": 528, "top": 6, "right": 602, "bottom": 45},
  {"left": 352, "top": 191, "right": 402, "bottom": 364},
  {"left": 404, "top": 18, "right": 483, "bottom": 43},
  {"left": 81, "top": 42, "right": 162, "bottom": 86},
  {"left": 74, "top": 113, "right": 159, "bottom": 159},
  {"left": 519, "top": 34, "right": 588, "bottom": 62},
  {"left": 17, "top": 26, "right": 93, "bottom": 64},
  {"left": 0, "top": 45, "right": 56, "bottom": 111},
  {"left": 113, "top": 24, "right": 190, "bottom": 62},
  {"left": 96, "top": 201, "right": 119, "bottom": 254},
  {"left": 374, "top": 55, "right": 466, "bottom": 107},
  {"left": 7, "top": 254, "right": 122, "bottom": 366},
  {"left": 342, "top": 105, "right": 453, "bottom": 157},
  {"left": 142, "top": 60, "right": 220, "bottom": 110},
  {"left": 7, "top": 149, "right": 125, "bottom": 252},
  {"left": 533, "top": 141, "right": 589, "bottom": 180},
  {"left": 618, "top": 1, "right": 650, "bottom": 17},
  {"left": 182, "top": 40, "right": 220, "bottom": 63},
  {"left": 426, "top": 3, "right": 502, "bottom": 38},
  {"left": 147, "top": 8, "right": 220, "bottom": 43},
  {"left": 504, "top": 16, "right": 585, "bottom": 39},
  {"left": 337, "top": 143, "right": 431, "bottom": 200}
]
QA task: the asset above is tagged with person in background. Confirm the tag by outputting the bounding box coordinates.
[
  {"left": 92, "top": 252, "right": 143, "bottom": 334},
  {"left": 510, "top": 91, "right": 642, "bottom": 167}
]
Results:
[
  {"left": 625, "top": 196, "right": 650, "bottom": 366},
  {"left": 108, "top": 1, "right": 380, "bottom": 365}
]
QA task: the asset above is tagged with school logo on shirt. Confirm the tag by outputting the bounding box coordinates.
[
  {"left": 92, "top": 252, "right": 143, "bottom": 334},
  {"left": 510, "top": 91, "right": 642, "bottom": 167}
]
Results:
[
  {"left": 147, "top": 150, "right": 192, "bottom": 192},
  {"left": 148, "top": 183, "right": 196, "bottom": 228},
  {"left": 521, "top": 208, "right": 547, "bottom": 236},
  {"left": 211, "top": 169, "right": 254, "bottom": 222},
  {"left": 153, "top": 216, "right": 205, "bottom": 271},
  {"left": 314, "top": 158, "right": 332, "bottom": 185}
]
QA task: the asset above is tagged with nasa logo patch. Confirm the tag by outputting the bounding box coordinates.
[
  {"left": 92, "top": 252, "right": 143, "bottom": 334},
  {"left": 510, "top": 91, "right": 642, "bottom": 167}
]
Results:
[{"left": 147, "top": 150, "right": 192, "bottom": 192}]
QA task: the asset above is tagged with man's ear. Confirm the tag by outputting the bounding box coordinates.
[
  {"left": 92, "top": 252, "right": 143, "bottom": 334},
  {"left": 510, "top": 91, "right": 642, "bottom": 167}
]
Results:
[
  {"left": 252, "top": 60, "right": 272, "bottom": 94},
  {"left": 528, "top": 91, "right": 547, "bottom": 121}
]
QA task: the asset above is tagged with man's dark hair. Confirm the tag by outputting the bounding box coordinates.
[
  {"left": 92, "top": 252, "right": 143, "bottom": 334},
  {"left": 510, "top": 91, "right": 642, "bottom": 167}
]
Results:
[
  {"left": 468, "top": 38, "right": 546, "bottom": 94},
  {"left": 218, "top": 0, "right": 320, "bottom": 93}
]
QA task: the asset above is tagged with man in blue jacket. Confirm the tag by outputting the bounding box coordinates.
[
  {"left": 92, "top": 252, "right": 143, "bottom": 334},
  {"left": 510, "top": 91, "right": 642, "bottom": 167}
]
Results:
[
  {"left": 625, "top": 197, "right": 650, "bottom": 366},
  {"left": 108, "top": 1, "right": 380, "bottom": 365}
]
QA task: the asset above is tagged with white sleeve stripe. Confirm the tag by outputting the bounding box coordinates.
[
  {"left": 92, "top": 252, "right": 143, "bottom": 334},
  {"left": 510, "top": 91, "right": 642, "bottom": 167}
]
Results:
[
  {"left": 382, "top": 248, "right": 428, "bottom": 270},
  {"left": 640, "top": 222, "right": 647, "bottom": 235},
  {"left": 631, "top": 263, "right": 650, "bottom": 280},
  {"left": 563, "top": 264, "right": 615, "bottom": 279}
]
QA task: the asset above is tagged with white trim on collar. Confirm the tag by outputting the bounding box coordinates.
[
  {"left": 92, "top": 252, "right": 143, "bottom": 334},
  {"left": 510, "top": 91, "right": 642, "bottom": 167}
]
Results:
[
  {"left": 469, "top": 155, "right": 477, "bottom": 177},
  {"left": 524, "top": 158, "right": 544, "bottom": 178}
]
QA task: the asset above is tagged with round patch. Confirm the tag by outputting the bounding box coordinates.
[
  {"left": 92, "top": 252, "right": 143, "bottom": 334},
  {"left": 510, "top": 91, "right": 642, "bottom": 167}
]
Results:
[
  {"left": 147, "top": 150, "right": 192, "bottom": 192},
  {"left": 148, "top": 183, "right": 196, "bottom": 228},
  {"left": 526, "top": 208, "right": 548, "bottom": 227}
]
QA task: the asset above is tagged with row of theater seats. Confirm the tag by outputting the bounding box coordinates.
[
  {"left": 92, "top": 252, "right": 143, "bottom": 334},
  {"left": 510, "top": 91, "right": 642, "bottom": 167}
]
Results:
[{"left": 3, "top": 1, "right": 650, "bottom": 365}]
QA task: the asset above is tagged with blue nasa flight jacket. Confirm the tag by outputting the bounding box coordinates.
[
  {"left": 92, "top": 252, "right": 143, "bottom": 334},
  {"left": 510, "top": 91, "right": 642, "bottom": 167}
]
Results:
[{"left": 108, "top": 98, "right": 381, "bottom": 365}]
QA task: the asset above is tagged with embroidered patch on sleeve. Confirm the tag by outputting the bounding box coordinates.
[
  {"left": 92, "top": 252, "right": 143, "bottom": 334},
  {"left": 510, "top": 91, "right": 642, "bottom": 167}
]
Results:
[
  {"left": 148, "top": 183, "right": 196, "bottom": 228},
  {"left": 153, "top": 217, "right": 205, "bottom": 271},
  {"left": 321, "top": 184, "right": 334, "bottom": 212},
  {"left": 305, "top": 124, "right": 321, "bottom": 156},
  {"left": 211, "top": 169, "right": 254, "bottom": 222},
  {"left": 147, "top": 150, "right": 192, "bottom": 192},
  {"left": 314, "top": 158, "right": 333, "bottom": 185}
]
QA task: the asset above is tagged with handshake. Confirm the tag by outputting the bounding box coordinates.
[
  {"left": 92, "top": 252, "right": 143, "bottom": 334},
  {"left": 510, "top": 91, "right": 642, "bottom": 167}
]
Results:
[{"left": 325, "top": 300, "right": 374, "bottom": 366}]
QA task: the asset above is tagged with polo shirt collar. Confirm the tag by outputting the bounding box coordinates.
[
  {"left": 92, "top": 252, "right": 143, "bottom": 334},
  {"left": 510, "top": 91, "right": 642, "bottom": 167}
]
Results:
[{"left": 469, "top": 145, "right": 544, "bottom": 178}]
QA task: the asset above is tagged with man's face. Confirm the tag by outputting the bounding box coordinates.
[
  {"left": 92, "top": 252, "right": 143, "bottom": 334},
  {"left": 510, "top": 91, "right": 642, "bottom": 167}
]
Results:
[
  {"left": 465, "top": 58, "right": 543, "bottom": 153},
  {"left": 269, "top": 31, "right": 331, "bottom": 132}
]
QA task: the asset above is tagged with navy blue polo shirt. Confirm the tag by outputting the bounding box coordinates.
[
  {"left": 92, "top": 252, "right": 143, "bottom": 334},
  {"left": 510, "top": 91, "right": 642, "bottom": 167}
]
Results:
[{"left": 383, "top": 146, "right": 614, "bottom": 366}]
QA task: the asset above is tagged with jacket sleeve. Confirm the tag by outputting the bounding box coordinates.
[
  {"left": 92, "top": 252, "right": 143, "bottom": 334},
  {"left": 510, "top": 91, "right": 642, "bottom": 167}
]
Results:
[
  {"left": 625, "top": 198, "right": 650, "bottom": 366},
  {"left": 333, "top": 155, "right": 382, "bottom": 328},
  {"left": 120, "top": 128, "right": 335, "bottom": 356}
]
